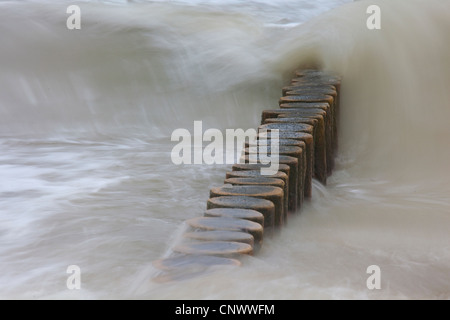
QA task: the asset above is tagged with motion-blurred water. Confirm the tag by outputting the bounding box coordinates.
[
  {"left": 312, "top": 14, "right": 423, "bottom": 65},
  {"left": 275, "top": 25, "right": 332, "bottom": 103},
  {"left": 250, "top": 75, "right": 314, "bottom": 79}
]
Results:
[{"left": 1, "top": 0, "right": 449, "bottom": 299}]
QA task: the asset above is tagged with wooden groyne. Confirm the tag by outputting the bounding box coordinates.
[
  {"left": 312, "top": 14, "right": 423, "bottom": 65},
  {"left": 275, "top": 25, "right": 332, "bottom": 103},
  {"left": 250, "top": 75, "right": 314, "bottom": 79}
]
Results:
[{"left": 153, "top": 69, "right": 342, "bottom": 281}]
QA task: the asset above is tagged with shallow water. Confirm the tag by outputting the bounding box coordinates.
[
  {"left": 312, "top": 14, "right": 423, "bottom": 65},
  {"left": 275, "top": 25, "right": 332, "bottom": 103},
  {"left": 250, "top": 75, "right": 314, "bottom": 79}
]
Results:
[{"left": 1, "top": 0, "right": 449, "bottom": 299}]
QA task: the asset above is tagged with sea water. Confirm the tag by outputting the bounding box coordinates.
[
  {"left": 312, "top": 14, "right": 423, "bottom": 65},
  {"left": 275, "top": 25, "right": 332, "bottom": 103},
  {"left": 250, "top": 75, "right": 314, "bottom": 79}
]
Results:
[{"left": 0, "top": 0, "right": 449, "bottom": 299}]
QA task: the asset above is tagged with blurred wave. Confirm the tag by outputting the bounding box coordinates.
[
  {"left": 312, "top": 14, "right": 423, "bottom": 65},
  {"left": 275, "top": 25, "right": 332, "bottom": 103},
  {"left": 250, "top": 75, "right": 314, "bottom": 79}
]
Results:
[{"left": 1, "top": 0, "right": 449, "bottom": 299}]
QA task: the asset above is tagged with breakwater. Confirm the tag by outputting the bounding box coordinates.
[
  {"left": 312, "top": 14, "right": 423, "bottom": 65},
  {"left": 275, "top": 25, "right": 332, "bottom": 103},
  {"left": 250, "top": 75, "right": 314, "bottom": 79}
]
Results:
[{"left": 153, "top": 68, "right": 341, "bottom": 282}]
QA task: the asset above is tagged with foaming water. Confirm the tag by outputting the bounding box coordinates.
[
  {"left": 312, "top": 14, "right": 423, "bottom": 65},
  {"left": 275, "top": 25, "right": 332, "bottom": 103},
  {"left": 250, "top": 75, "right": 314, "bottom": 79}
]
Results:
[{"left": 1, "top": 0, "right": 449, "bottom": 299}]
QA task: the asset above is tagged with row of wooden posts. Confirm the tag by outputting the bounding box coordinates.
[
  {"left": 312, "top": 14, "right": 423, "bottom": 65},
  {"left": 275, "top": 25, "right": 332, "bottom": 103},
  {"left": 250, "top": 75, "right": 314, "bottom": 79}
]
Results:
[{"left": 153, "top": 69, "right": 342, "bottom": 281}]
